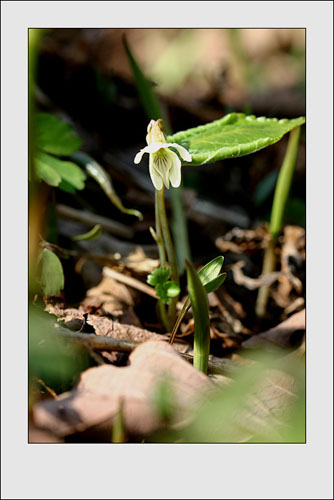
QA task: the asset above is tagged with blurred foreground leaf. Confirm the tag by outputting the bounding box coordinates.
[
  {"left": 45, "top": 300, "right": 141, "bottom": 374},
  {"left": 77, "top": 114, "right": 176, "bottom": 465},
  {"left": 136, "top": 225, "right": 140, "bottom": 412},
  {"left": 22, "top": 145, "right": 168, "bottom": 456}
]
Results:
[
  {"left": 154, "top": 353, "right": 305, "bottom": 443},
  {"left": 168, "top": 113, "right": 305, "bottom": 166},
  {"left": 38, "top": 248, "right": 64, "bottom": 297},
  {"left": 29, "top": 306, "right": 90, "bottom": 392}
]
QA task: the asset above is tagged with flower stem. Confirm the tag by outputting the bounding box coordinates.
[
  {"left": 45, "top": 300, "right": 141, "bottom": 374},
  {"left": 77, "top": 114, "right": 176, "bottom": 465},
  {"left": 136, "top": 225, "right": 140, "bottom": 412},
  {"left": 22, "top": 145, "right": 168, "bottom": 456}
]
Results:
[
  {"left": 154, "top": 190, "right": 169, "bottom": 329},
  {"left": 255, "top": 126, "right": 301, "bottom": 318},
  {"left": 156, "top": 187, "right": 179, "bottom": 330},
  {"left": 155, "top": 190, "right": 166, "bottom": 266}
]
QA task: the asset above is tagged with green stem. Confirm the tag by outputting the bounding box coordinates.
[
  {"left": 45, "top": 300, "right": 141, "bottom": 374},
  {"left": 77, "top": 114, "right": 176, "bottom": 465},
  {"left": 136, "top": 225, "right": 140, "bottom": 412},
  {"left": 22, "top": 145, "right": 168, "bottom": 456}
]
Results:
[
  {"left": 157, "top": 300, "right": 169, "bottom": 331},
  {"left": 170, "top": 184, "right": 191, "bottom": 274},
  {"left": 155, "top": 190, "right": 166, "bottom": 266},
  {"left": 154, "top": 190, "right": 168, "bottom": 329},
  {"left": 156, "top": 187, "right": 179, "bottom": 330},
  {"left": 269, "top": 126, "right": 301, "bottom": 240},
  {"left": 255, "top": 126, "right": 301, "bottom": 318},
  {"left": 156, "top": 188, "right": 178, "bottom": 283}
]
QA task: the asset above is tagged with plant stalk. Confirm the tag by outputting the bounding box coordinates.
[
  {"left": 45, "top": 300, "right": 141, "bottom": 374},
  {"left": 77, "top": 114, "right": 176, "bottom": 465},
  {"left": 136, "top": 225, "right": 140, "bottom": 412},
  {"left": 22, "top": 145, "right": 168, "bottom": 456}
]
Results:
[
  {"left": 156, "top": 187, "right": 179, "bottom": 330},
  {"left": 255, "top": 126, "right": 301, "bottom": 317}
]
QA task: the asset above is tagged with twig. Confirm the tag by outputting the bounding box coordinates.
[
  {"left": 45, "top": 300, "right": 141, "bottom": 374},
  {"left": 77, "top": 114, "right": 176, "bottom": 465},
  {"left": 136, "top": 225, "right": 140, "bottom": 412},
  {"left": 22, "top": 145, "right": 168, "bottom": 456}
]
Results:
[
  {"left": 56, "top": 204, "right": 134, "bottom": 239},
  {"left": 56, "top": 327, "right": 239, "bottom": 376},
  {"left": 103, "top": 267, "right": 157, "bottom": 299},
  {"left": 33, "top": 377, "right": 58, "bottom": 399},
  {"left": 56, "top": 328, "right": 139, "bottom": 352}
]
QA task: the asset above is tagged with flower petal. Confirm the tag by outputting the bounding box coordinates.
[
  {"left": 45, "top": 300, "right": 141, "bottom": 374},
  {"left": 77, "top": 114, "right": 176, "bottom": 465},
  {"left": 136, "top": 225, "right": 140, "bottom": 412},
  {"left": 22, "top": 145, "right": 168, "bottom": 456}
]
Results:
[
  {"left": 134, "top": 150, "right": 145, "bottom": 164},
  {"left": 149, "top": 156, "right": 163, "bottom": 190},
  {"left": 168, "top": 152, "right": 182, "bottom": 188},
  {"left": 168, "top": 143, "right": 192, "bottom": 162},
  {"left": 134, "top": 142, "right": 167, "bottom": 164}
]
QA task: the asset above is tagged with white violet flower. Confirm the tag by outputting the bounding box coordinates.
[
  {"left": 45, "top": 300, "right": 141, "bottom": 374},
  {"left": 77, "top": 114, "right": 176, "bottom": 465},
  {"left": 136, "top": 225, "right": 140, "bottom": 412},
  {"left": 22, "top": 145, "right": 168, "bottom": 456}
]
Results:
[{"left": 134, "top": 119, "right": 192, "bottom": 190}]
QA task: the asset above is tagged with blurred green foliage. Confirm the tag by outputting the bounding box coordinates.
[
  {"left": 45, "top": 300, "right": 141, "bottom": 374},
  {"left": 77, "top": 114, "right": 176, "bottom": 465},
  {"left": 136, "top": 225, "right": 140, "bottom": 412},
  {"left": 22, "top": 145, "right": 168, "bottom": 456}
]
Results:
[
  {"left": 151, "top": 351, "right": 305, "bottom": 443},
  {"left": 29, "top": 306, "right": 91, "bottom": 394}
]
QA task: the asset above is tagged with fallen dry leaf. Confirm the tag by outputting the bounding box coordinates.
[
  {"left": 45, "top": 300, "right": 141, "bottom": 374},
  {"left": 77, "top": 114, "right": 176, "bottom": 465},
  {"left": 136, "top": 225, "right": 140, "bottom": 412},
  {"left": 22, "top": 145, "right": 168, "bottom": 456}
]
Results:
[
  {"left": 242, "top": 309, "right": 305, "bottom": 350},
  {"left": 86, "top": 315, "right": 163, "bottom": 343},
  {"left": 32, "top": 341, "right": 214, "bottom": 439}
]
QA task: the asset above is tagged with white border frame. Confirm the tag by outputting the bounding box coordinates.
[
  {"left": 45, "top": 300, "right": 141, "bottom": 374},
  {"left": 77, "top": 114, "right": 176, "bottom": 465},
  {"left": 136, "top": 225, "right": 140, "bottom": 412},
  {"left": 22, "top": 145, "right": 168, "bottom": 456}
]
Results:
[{"left": 1, "top": 2, "right": 333, "bottom": 499}]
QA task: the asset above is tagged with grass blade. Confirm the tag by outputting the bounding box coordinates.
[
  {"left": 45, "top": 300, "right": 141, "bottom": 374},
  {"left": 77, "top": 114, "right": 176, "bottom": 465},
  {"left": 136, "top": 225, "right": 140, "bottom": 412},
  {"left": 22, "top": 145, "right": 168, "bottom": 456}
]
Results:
[{"left": 185, "top": 259, "right": 210, "bottom": 374}]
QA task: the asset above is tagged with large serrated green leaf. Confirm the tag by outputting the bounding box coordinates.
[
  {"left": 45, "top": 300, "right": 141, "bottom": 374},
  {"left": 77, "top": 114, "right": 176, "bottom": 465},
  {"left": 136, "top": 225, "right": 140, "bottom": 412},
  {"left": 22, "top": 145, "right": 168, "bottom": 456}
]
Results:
[
  {"left": 35, "top": 113, "right": 82, "bottom": 156},
  {"left": 167, "top": 113, "right": 305, "bottom": 166},
  {"left": 39, "top": 248, "right": 64, "bottom": 297},
  {"left": 36, "top": 151, "right": 86, "bottom": 190}
]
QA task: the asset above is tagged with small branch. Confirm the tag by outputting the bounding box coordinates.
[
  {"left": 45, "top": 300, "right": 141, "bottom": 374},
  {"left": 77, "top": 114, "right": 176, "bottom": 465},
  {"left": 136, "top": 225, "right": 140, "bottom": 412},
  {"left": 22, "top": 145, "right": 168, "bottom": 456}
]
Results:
[
  {"left": 56, "top": 328, "right": 139, "bottom": 352},
  {"left": 103, "top": 267, "right": 157, "bottom": 299},
  {"left": 56, "top": 204, "right": 134, "bottom": 240},
  {"left": 56, "top": 327, "right": 238, "bottom": 376}
]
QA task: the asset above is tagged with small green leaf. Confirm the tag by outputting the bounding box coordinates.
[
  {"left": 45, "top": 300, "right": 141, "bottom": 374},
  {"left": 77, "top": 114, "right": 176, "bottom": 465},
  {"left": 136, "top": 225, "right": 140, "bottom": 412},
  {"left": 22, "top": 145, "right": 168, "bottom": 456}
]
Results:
[
  {"left": 36, "top": 151, "right": 86, "bottom": 190},
  {"left": 147, "top": 267, "right": 170, "bottom": 286},
  {"left": 35, "top": 113, "right": 82, "bottom": 156},
  {"left": 72, "top": 224, "right": 103, "bottom": 242},
  {"left": 204, "top": 273, "right": 227, "bottom": 294},
  {"left": 185, "top": 259, "right": 210, "bottom": 374},
  {"left": 35, "top": 154, "right": 62, "bottom": 186},
  {"left": 71, "top": 151, "right": 143, "bottom": 219},
  {"left": 39, "top": 248, "right": 64, "bottom": 297},
  {"left": 165, "top": 281, "right": 181, "bottom": 298},
  {"left": 167, "top": 113, "right": 305, "bottom": 166},
  {"left": 198, "top": 256, "right": 224, "bottom": 286},
  {"left": 155, "top": 280, "right": 181, "bottom": 304}
]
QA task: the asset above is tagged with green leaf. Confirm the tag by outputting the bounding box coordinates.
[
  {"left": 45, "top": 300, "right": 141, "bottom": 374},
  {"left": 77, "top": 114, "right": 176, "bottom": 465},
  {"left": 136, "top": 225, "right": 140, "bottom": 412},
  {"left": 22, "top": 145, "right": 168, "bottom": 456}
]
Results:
[
  {"left": 39, "top": 248, "right": 64, "bottom": 297},
  {"left": 155, "top": 281, "right": 181, "bottom": 304},
  {"left": 36, "top": 151, "right": 86, "bottom": 190},
  {"left": 123, "top": 36, "right": 163, "bottom": 122},
  {"left": 185, "top": 259, "right": 210, "bottom": 374},
  {"left": 29, "top": 305, "right": 90, "bottom": 392},
  {"left": 57, "top": 179, "right": 77, "bottom": 193},
  {"left": 35, "top": 154, "right": 62, "bottom": 186},
  {"left": 147, "top": 266, "right": 170, "bottom": 286},
  {"left": 71, "top": 151, "right": 143, "bottom": 220},
  {"left": 167, "top": 113, "right": 305, "bottom": 166},
  {"left": 204, "top": 273, "right": 227, "bottom": 294},
  {"left": 198, "top": 256, "right": 224, "bottom": 286},
  {"left": 35, "top": 113, "right": 82, "bottom": 156},
  {"left": 72, "top": 224, "right": 103, "bottom": 242},
  {"left": 165, "top": 281, "right": 181, "bottom": 298}
]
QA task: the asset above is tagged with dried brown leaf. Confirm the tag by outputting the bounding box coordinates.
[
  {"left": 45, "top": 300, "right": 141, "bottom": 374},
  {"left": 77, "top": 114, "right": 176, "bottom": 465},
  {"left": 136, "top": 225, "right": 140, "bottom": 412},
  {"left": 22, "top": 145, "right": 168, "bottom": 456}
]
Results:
[
  {"left": 86, "top": 315, "right": 163, "bottom": 343},
  {"left": 242, "top": 309, "right": 305, "bottom": 350},
  {"left": 33, "top": 340, "right": 213, "bottom": 439}
]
